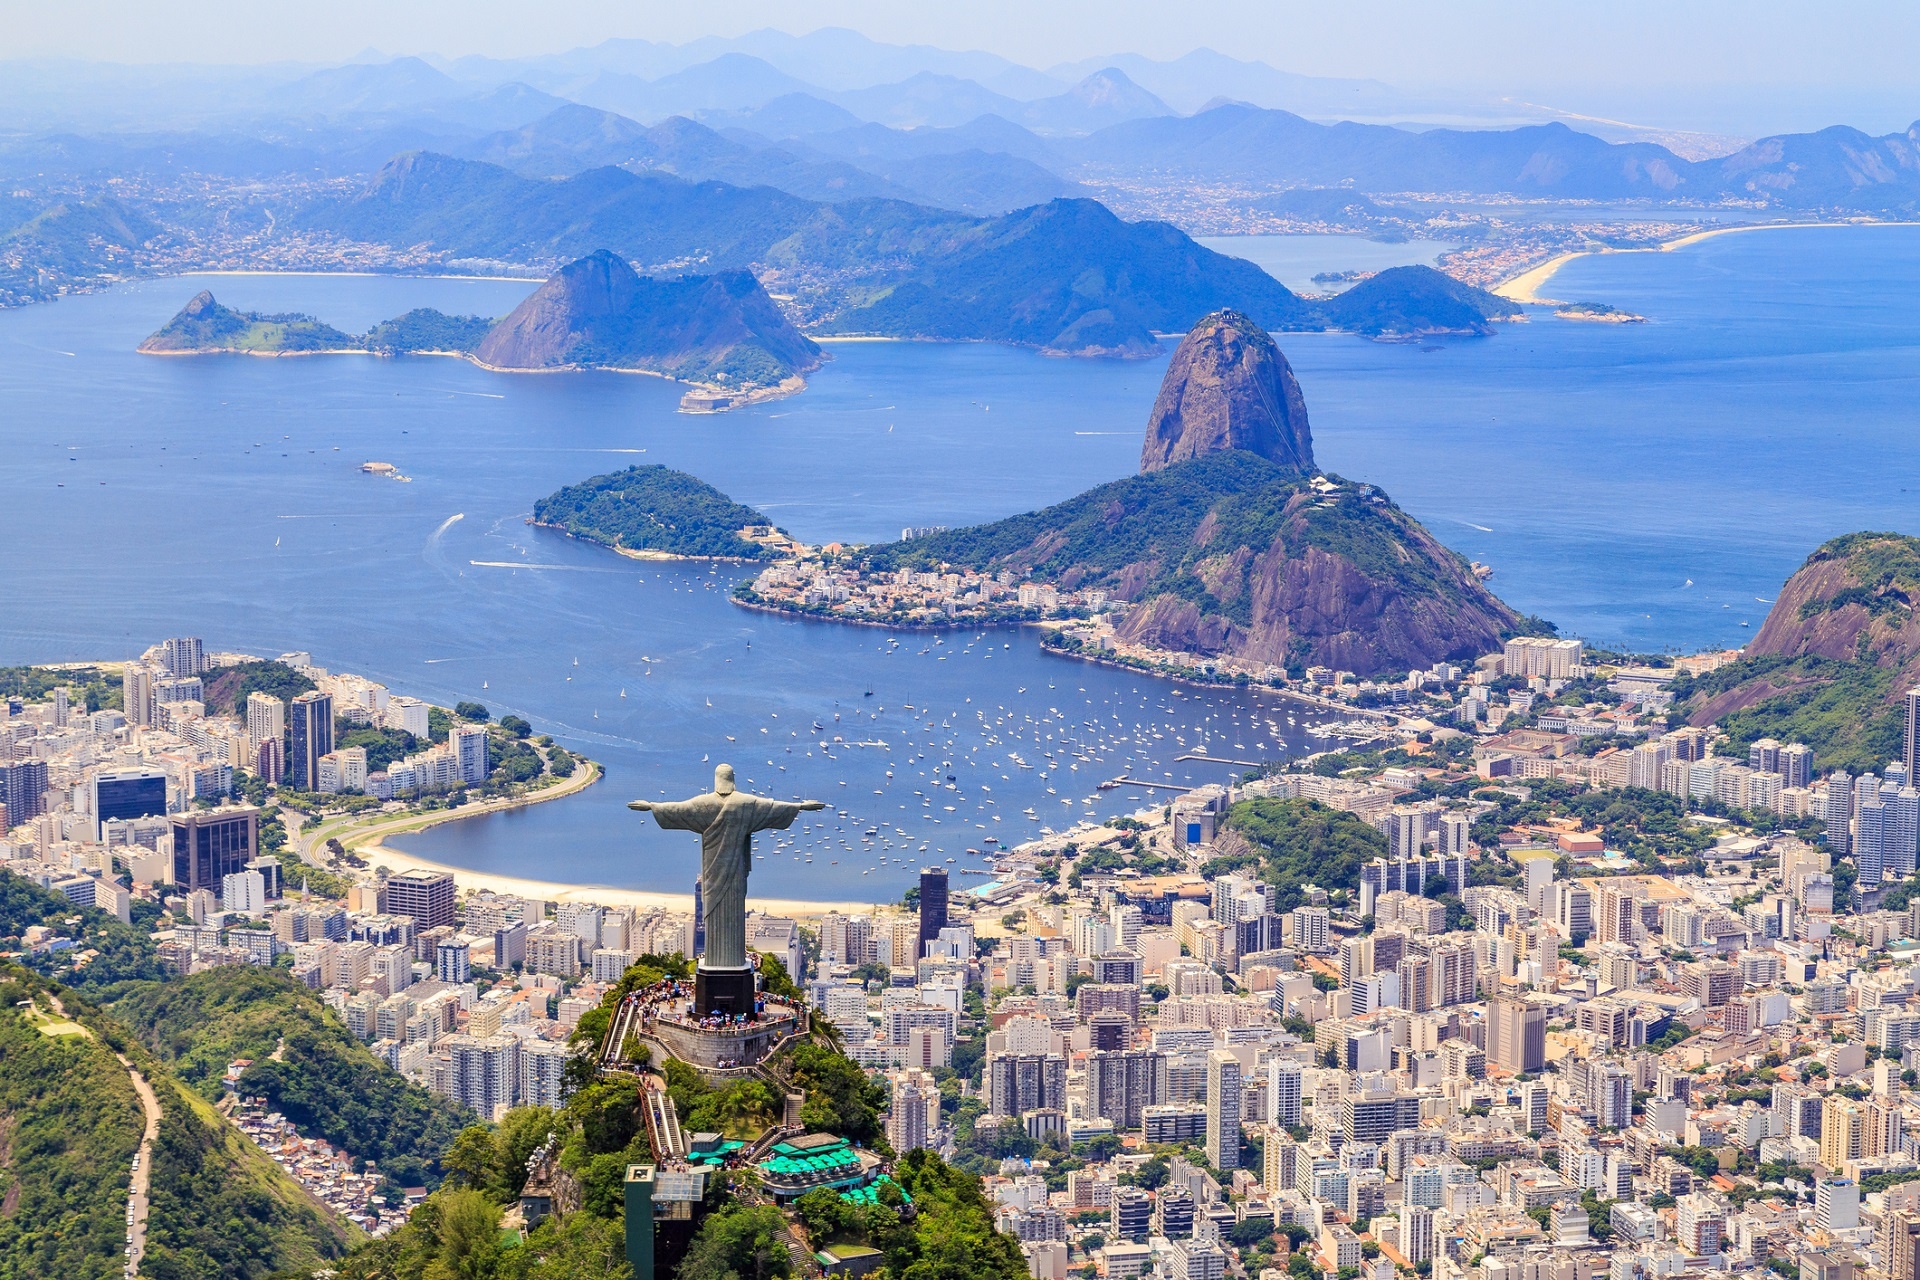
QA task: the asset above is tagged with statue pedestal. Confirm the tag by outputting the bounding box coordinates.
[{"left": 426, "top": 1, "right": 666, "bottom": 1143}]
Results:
[{"left": 694, "top": 964, "right": 757, "bottom": 1019}]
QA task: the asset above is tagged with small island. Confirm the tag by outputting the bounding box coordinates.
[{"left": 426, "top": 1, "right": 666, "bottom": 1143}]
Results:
[
  {"left": 1316, "top": 265, "right": 1521, "bottom": 339},
  {"left": 1555, "top": 300, "right": 1648, "bottom": 323},
  {"left": 138, "top": 292, "right": 495, "bottom": 356},
  {"left": 139, "top": 249, "right": 826, "bottom": 412},
  {"left": 531, "top": 464, "right": 801, "bottom": 561}
]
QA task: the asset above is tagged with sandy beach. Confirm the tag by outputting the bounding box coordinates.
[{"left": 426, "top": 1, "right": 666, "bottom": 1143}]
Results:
[
  {"left": 1495, "top": 220, "right": 1895, "bottom": 304},
  {"left": 322, "top": 763, "right": 887, "bottom": 917},
  {"left": 353, "top": 836, "right": 888, "bottom": 918}
]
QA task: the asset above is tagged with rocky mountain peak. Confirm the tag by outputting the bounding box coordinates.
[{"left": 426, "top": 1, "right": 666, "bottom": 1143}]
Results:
[{"left": 1139, "top": 309, "right": 1315, "bottom": 475}]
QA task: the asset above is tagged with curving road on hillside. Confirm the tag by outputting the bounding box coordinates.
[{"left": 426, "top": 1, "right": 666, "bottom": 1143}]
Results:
[
  {"left": 118, "top": 1055, "right": 161, "bottom": 1277},
  {"left": 46, "top": 993, "right": 162, "bottom": 1278}
]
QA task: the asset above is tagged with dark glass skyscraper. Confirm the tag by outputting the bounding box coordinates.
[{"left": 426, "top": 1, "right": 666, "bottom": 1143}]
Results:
[
  {"left": 917, "top": 867, "right": 949, "bottom": 964},
  {"left": 170, "top": 806, "right": 260, "bottom": 892},
  {"left": 94, "top": 767, "right": 167, "bottom": 825},
  {"left": 289, "top": 691, "right": 333, "bottom": 791}
]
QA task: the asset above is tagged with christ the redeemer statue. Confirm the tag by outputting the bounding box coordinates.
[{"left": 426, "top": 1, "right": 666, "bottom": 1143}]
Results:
[{"left": 630, "top": 763, "right": 824, "bottom": 1018}]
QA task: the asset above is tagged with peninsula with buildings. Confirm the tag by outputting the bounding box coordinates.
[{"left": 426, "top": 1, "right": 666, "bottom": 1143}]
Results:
[{"left": 738, "top": 311, "right": 1518, "bottom": 677}]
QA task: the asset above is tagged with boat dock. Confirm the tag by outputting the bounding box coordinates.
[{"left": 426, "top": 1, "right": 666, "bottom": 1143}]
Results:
[
  {"left": 1175, "top": 752, "right": 1269, "bottom": 767},
  {"left": 1098, "top": 776, "right": 1194, "bottom": 793}
]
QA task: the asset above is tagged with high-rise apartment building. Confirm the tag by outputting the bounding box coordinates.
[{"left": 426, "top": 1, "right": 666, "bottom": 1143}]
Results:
[
  {"left": 0, "top": 759, "right": 50, "bottom": 825},
  {"left": 1887, "top": 784, "right": 1920, "bottom": 878},
  {"left": 1398, "top": 1205, "right": 1435, "bottom": 1265},
  {"left": 1827, "top": 771, "right": 1854, "bottom": 856},
  {"left": 1087, "top": 1049, "right": 1167, "bottom": 1131},
  {"left": 1592, "top": 1061, "right": 1632, "bottom": 1129},
  {"left": 247, "top": 691, "right": 286, "bottom": 750},
  {"left": 519, "top": 1040, "right": 572, "bottom": 1110},
  {"left": 1428, "top": 940, "right": 1477, "bottom": 1007},
  {"left": 986, "top": 1053, "right": 1067, "bottom": 1117},
  {"left": 1290, "top": 906, "right": 1330, "bottom": 952},
  {"left": 289, "top": 691, "right": 333, "bottom": 792},
  {"left": 1907, "top": 688, "right": 1920, "bottom": 786},
  {"left": 451, "top": 723, "right": 489, "bottom": 784},
  {"left": 1675, "top": 1193, "right": 1724, "bottom": 1257},
  {"left": 1205, "top": 1050, "right": 1242, "bottom": 1171},
  {"left": 1815, "top": 1178, "right": 1860, "bottom": 1231},
  {"left": 444, "top": 1033, "right": 521, "bottom": 1121},
  {"left": 1502, "top": 637, "right": 1583, "bottom": 679},
  {"left": 1823, "top": 1096, "right": 1869, "bottom": 1170},
  {"left": 1267, "top": 1058, "right": 1304, "bottom": 1128},
  {"left": 887, "top": 1070, "right": 939, "bottom": 1154},
  {"left": 1594, "top": 884, "right": 1637, "bottom": 944},
  {"left": 385, "top": 868, "right": 456, "bottom": 930},
  {"left": 437, "top": 938, "right": 472, "bottom": 984},
  {"left": 1680, "top": 959, "right": 1739, "bottom": 1009},
  {"left": 122, "top": 663, "right": 157, "bottom": 726},
  {"left": 1780, "top": 742, "right": 1814, "bottom": 789},
  {"left": 1110, "top": 1188, "right": 1153, "bottom": 1242},
  {"left": 1489, "top": 995, "right": 1546, "bottom": 1073},
  {"left": 161, "top": 636, "right": 206, "bottom": 677},
  {"left": 1555, "top": 881, "right": 1594, "bottom": 941}
]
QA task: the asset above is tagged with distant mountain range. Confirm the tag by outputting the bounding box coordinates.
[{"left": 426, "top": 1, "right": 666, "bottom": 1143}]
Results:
[
  {"left": 1072, "top": 104, "right": 1920, "bottom": 209},
  {"left": 9, "top": 30, "right": 1920, "bottom": 325},
  {"left": 291, "top": 152, "right": 1515, "bottom": 353},
  {"left": 456, "top": 103, "right": 1079, "bottom": 214},
  {"left": 11, "top": 73, "right": 1920, "bottom": 219}
]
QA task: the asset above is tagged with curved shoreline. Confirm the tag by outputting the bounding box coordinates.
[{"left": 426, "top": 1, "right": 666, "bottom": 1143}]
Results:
[
  {"left": 1037, "top": 639, "right": 1391, "bottom": 722},
  {"left": 730, "top": 593, "right": 1037, "bottom": 634},
  {"left": 323, "top": 759, "right": 883, "bottom": 915},
  {"left": 528, "top": 521, "right": 771, "bottom": 565},
  {"left": 302, "top": 757, "right": 605, "bottom": 860},
  {"left": 138, "top": 341, "right": 811, "bottom": 411},
  {"left": 1495, "top": 219, "right": 1911, "bottom": 304}
]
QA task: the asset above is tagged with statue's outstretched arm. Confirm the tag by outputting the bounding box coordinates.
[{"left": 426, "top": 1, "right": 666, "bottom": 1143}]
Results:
[
  {"left": 628, "top": 800, "right": 654, "bottom": 811},
  {"left": 799, "top": 800, "right": 827, "bottom": 811}
]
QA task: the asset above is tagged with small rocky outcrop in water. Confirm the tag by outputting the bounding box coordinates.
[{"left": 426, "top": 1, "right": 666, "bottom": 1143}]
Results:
[{"left": 1139, "top": 310, "right": 1315, "bottom": 474}]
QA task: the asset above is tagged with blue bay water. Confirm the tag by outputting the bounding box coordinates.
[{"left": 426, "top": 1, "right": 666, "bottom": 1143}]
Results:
[
  {"left": 1, "top": 227, "right": 1917, "bottom": 898},
  {"left": 1194, "top": 234, "right": 1459, "bottom": 294}
]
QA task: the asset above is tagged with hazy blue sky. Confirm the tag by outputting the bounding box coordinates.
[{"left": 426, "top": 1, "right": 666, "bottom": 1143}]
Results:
[{"left": 6, "top": 0, "right": 1918, "bottom": 131}]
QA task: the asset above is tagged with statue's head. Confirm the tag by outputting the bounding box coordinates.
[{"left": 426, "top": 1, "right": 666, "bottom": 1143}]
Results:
[{"left": 713, "top": 763, "right": 736, "bottom": 796}]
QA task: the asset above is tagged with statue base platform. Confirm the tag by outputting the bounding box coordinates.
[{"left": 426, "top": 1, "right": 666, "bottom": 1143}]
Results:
[
  {"left": 650, "top": 1013, "right": 792, "bottom": 1071},
  {"left": 694, "top": 965, "right": 757, "bottom": 1019}
]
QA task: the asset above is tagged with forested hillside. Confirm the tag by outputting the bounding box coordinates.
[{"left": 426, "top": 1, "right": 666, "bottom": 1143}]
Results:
[{"left": 110, "top": 967, "right": 473, "bottom": 1189}]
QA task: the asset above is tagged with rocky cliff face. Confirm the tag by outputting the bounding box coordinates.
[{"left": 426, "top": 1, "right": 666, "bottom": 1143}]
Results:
[
  {"left": 1108, "top": 479, "right": 1516, "bottom": 675},
  {"left": 138, "top": 290, "right": 245, "bottom": 350},
  {"left": 474, "top": 249, "right": 821, "bottom": 391},
  {"left": 1677, "top": 533, "right": 1920, "bottom": 768},
  {"left": 1747, "top": 533, "right": 1920, "bottom": 686},
  {"left": 1139, "top": 310, "right": 1315, "bottom": 474},
  {"left": 1752, "top": 536, "right": 1919, "bottom": 653},
  {"left": 865, "top": 452, "right": 1515, "bottom": 677}
]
